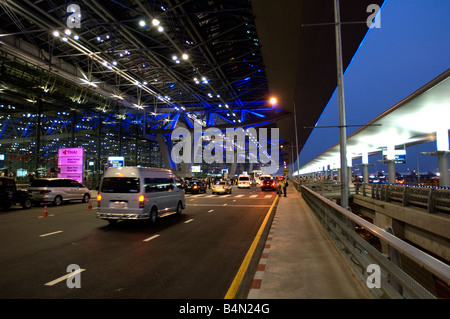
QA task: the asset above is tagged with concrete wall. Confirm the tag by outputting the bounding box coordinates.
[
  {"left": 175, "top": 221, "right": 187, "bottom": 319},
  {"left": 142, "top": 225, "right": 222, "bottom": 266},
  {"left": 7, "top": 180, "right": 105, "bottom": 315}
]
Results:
[{"left": 353, "top": 195, "right": 450, "bottom": 262}]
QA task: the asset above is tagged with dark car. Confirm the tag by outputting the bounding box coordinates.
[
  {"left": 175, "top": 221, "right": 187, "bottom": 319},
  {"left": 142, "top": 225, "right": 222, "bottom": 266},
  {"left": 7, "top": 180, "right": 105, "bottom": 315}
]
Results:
[
  {"left": 0, "top": 177, "right": 32, "bottom": 210},
  {"left": 185, "top": 180, "right": 207, "bottom": 194},
  {"left": 260, "top": 178, "right": 276, "bottom": 191}
]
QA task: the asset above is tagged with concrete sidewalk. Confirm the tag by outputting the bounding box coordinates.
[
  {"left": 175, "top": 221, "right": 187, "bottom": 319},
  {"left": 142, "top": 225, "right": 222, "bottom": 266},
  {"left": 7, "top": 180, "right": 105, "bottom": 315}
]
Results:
[{"left": 247, "top": 186, "right": 372, "bottom": 299}]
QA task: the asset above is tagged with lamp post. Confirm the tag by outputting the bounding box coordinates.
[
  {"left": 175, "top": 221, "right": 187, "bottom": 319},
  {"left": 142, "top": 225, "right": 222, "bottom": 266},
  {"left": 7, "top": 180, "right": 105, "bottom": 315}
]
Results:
[{"left": 334, "top": 0, "right": 349, "bottom": 209}]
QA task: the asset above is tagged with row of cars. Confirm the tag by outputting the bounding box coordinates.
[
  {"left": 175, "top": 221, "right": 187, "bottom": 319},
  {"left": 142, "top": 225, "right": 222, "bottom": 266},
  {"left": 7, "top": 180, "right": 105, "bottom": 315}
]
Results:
[
  {"left": 184, "top": 179, "right": 233, "bottom": 195},
  {"left": 0, "top": 176, "right": 91, "bottom": 210}
]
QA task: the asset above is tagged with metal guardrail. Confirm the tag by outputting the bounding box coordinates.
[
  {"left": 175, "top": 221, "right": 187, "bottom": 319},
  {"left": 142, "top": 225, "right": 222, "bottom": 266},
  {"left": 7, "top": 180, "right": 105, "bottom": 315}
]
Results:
[
  {"left": 355, "top": 183, "right": 450, "bottom": 214},
  {"left": 300, "top": 185, "right": 450, "bottom": 299}
]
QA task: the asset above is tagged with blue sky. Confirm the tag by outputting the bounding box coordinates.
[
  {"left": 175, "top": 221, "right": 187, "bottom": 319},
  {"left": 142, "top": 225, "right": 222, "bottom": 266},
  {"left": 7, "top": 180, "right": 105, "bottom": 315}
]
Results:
[{"left": 298, "top": 0, "right": 450, "bottom": 174}]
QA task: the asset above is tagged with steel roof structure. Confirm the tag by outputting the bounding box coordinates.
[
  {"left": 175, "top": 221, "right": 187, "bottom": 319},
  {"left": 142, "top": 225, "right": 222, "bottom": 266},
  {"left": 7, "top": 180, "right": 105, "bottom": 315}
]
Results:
[{"left": 0, "top": 0, "right": 383, "bottom": 176}]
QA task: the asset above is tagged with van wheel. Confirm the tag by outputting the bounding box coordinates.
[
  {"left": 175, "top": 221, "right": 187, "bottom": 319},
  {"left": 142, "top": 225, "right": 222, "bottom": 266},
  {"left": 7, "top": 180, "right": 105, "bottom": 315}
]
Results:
[
  {"left": 53, "top": 195, "right": 63, "bottom": 206},
  {"left": 175, "top": 202, "right": 182, "bottom": 215},
  {"left": 149, "top": 208, "right": 158, "bottom": 224},
  {"left": 82, "top": 194, "right": 90, "bottom": 203},
  {"left": 22, "top": 198, "right": 32, "bottom": 209}
]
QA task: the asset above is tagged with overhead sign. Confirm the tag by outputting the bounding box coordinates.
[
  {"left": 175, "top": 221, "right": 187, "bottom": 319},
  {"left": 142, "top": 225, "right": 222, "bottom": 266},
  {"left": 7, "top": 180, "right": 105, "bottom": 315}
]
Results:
[
  {"left": 191, "top": 165, "right": 201, "bottom": 173},
  {"left": 58, "top": 148, "right": 83, "bottom": 182},
  {"left": 382, "top": 149, "right": 406, "bottom": 164},
  {"left": 108, "top": 156, "right": 125, "bottom": 168}
]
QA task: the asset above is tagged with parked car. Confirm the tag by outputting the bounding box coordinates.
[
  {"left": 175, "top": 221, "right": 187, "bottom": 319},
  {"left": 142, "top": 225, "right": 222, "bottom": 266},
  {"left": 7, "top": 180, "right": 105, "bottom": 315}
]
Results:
[
  {"left": 0, "top": 177, "right": 32, "bottom": 210},
  {"left": 185, "top": 180, "right": 207, "bottom": 194},
  {"left": 237, "top": 174, "right": 251, "bottom": 188},
  {"left": 212, "top": 181, "right": 232, "bottom": 194},
  {"left": 28, "top": 178, "right": 91, "bottom": 206},
  {"left": 96, "top": 167, "right": 186, "bottom": 224}
]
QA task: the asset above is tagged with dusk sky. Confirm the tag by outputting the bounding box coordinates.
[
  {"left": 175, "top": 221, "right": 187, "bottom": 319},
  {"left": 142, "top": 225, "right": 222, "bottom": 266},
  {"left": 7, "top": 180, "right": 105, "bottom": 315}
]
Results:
[{"left": 298, "top": 0, "right": 450, "bottom": 174}]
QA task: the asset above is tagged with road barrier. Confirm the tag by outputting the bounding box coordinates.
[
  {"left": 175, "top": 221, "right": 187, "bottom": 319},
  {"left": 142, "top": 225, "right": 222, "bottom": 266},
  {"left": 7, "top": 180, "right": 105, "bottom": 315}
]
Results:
[{"left": 300, "top": 185, "right": 450, "bottom": 299}]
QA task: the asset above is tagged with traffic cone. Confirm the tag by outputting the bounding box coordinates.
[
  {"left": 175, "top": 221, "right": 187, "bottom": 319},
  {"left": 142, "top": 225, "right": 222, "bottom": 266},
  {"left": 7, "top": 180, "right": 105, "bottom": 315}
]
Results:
[
  {"left": 43, "top": 205, "right": 48, "bottom": 217},
  {"left": 88, "top": 199, "right": 92, "bottom": 210}
]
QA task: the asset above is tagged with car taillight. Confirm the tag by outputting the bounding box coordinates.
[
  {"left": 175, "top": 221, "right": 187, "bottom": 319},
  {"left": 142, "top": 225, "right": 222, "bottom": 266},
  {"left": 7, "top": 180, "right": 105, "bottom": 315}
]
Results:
[
  {"left": 193, "top": 185, "right": 198, "bottom": 189},
  {"left": 139, "top": 195, "right": 145, "bottom": 208},
  {"left": 97, "top": 194, "right": 101, "bottom": 207}
]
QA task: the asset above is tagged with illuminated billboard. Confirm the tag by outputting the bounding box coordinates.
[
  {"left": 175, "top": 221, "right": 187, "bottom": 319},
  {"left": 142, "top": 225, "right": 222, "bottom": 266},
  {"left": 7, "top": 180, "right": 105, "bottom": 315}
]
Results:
[
  {"left": 108, "top": 156, "right": 125, "bottom": 168},
  {"left": 382, "top": 149, "right": 406, "bottom": 164},
  {"left": 191, "top": 165, "right": 201, "bottom": 173},
  {"left": 58, "top": 148, "right": 84, "bottom": 182}
]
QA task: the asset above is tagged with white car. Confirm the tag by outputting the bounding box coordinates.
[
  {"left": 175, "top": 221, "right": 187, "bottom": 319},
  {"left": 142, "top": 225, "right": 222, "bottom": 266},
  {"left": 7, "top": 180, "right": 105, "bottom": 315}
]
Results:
[
  {"left": 212, "top": 181, "right": 232, "bottom": 194},
  {"left": 28, "top": 178, "right": 91, "bottom": 206},
  {"left": 237, "top": 175, "right": 251, "bottom": 188}
]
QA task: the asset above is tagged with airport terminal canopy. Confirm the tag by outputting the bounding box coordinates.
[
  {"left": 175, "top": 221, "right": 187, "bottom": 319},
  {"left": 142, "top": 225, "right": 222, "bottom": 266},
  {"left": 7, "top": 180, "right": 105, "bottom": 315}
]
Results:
[{"left": 295, "top": 69, "right": 450, "bottom": 175}]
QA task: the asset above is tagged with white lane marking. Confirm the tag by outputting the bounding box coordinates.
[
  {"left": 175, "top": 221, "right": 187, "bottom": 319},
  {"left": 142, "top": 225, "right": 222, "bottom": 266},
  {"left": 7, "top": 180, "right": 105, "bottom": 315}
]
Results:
[
  {"left": 44, "top": 268, "right": 86, "bottom": 286},
  {"left": 264, "top": 195, "right": 272, "bottom": 198},
  {"left": 235, "top": 195, "right": 244, "bottom": 198},
  {"left": 184, "top": 219, "right": 194, "bottom": 223},
  {"left": 207, "top": 209, "right": 214, "bottom": 213},
  {"left": 143, "top": 234, "right": 160, "bottom": 242},
  {"left": 250, "top": 195, "right": 258, "bottom": 198},
  {"left": 191, "top": 204, "right": 271, "bottom": 208},
  {"left": 39, "top": 230, "right": 63, "bottom": 237}
]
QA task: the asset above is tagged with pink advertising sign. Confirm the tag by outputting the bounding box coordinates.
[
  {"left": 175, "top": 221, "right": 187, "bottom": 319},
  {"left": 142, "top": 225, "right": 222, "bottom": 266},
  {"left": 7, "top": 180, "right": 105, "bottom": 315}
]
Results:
[
  {"left": 58, "top": 148, "right": 84, "bottom": 183},
  {"left": 57, "top": 173, "right": 83, "bottom": 182},
  {"left": 58, "top": 156, "right": 83, "bottom": 166},
  {"left": 59, "top": 166, "right": 83, "bottom": 174},
  {"left": 58, "top": 148, "right": 84, "bottom": 157}
]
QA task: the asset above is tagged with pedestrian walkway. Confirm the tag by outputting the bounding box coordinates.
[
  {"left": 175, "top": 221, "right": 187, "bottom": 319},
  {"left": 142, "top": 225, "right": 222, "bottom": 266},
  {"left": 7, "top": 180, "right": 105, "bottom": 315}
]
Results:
[{"left": 247, "top": 186, "right": 372, "bottom": 299}]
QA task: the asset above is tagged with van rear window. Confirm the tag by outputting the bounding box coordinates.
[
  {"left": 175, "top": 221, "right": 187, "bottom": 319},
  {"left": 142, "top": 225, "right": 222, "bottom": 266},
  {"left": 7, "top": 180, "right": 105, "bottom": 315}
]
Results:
[
  {"left": 239, "top": 176, "right": 250, "bottom": 181},
  {"left": 101, "top": 178, "right": 140, "bottom": 193}
]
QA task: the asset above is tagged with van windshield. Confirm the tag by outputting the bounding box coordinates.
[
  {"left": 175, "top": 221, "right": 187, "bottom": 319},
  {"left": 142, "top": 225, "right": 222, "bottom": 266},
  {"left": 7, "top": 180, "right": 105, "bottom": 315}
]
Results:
[{"left": 101, "top": 177, "right": 140, "bottom": 193}]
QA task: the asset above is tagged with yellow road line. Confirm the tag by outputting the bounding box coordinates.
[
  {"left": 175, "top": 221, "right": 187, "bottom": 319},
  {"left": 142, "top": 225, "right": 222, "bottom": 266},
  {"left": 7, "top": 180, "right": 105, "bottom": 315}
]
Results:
[{"left": 224, "top": 196, "right": 278, "bottom": 299}]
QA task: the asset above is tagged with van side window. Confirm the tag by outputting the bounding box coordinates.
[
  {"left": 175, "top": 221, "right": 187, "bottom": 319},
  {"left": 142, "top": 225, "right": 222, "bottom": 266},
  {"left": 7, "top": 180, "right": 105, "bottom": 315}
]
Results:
[
  {"left": 70, "top": 180, "right": 83, "bottom": 188},
  {"left": 54, "top": 179, "right": 70, "bottom": 187},
  {"left": 144, "top": 178, "right": 174, "bottom": 193}
]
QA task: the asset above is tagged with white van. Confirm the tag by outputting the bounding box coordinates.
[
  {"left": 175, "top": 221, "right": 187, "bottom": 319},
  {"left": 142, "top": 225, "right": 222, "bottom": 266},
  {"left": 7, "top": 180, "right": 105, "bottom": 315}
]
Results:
[
  {"left": 96, "top": 167, "right": 186, "bottom": 224},
  {"left": 238, "top": 174, "right": 251, "bottom": 188}
]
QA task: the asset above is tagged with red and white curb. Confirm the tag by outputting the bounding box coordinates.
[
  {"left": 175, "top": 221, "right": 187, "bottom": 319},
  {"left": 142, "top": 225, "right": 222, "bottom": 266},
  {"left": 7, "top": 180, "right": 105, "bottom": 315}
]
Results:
[{"left": 247, "top": 213, "right": 278, "bottom": 299}]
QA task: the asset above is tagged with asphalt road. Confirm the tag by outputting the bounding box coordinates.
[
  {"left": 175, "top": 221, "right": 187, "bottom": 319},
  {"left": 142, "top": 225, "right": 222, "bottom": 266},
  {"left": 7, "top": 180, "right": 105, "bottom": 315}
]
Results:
[{"left": 0, "top": 185, "right": 277, "bottom": 299}]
